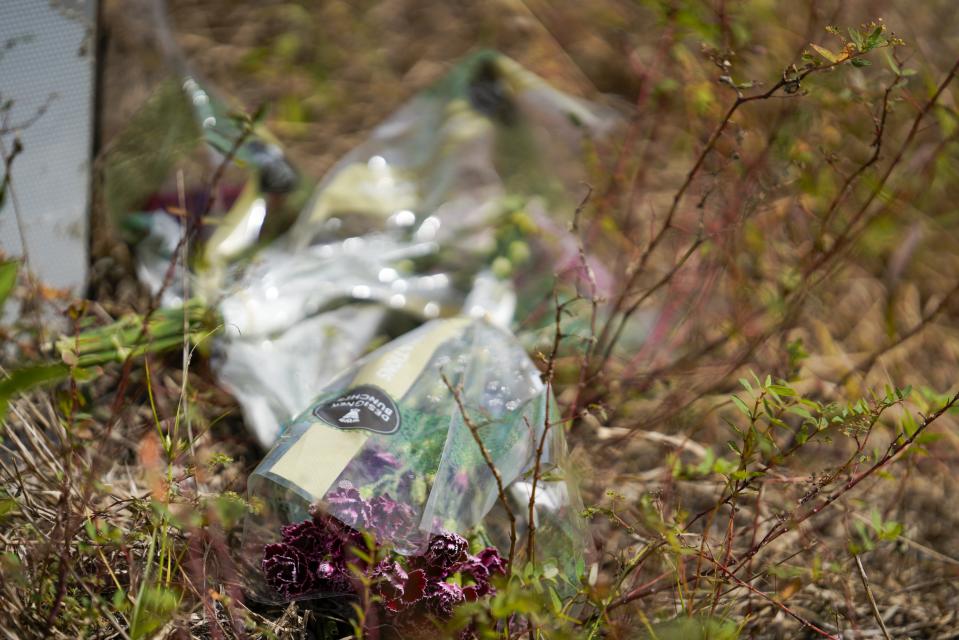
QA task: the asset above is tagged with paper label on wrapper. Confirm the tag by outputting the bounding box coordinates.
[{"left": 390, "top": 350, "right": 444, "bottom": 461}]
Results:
[
  {"left": 313, "top": 384, "right": 400, "bottom": 434},
  {"left": 268, "top": 318, "right": 470, "bottom": 501}
]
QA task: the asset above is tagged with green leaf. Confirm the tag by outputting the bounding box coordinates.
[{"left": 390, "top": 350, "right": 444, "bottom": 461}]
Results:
[
  {"left": 767, "top": 384, "right": 796, "bottom": 397},
  {"left": 731, "top": 395, "right": 752, "bottom": 417},
  {"left": 548, "top": 585, "right": 562, "bottom": 613},
  {"left": 130, "top": 586, "right": 180, "bottom": 639},
  {"left": 865, "top": 25, "right": 885, "bottom": 49},
  {"left": 0, "top": 260, "right": 18, "bottom": 308},
  {"left": 787, "top": 405, "right": 813, "bottom": 420},
  {"left": 884, "top": 50, "right": 901, "bottom": 74},
  {"left": 879, "top": 521, "right": 903, "bottom": 541},
  {"left": 640, "top": 617, "right": 739, "bottom": 640},
  {"left": 0, "top": 495, "right": 18, "bottom": 518},
  {"left": 0, "top": 363, "right": 70, "bottom": 417},
  {"left": 848, "top": 27, "right": 864, "bottom": 50},
  {"left": 851, "top": 58, "right": 871, "bottom": 68},
  {"left": 900, "top": 411, "right": 918, "bottom": 437},
  {"left": 916, "top": 432, "right": 942, "bottom": 446},
  {"left": 810, "top": 43, "right": 839, "bottom": 63},
  {"left": 112, "top": 588, "right": 128, "bottom": 611}
]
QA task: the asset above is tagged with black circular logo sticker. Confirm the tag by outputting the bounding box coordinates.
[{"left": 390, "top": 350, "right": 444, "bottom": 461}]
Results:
[{"left": 313, "top": 385, "right": 401, "bottom": 435}]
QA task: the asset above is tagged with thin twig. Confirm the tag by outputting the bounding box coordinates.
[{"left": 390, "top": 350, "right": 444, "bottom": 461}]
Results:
[
  {"left": 816, "top": 74, "right": 898, "bottom": 237},
  {"left": 854, "top": 553, "right": 893, "bottom": 640},
  {"left": 526, "top": 291, "right": 570, "bottom": 568},
  {"left": 593, "top": 55, "right": 858, "bottom": 365},
  {"left": 738, "top": 392, "right": 959, "bottom": 566},
  {"left": 806, "top": 54, "right": 959, "bottom": 279},
  {"left": 705, "top": 552, "right": 840, "bottom": 640},
  {"left": 611, "top": 391, "right": 959, "bottom": 611},
  {"left": 442, "top": 374, "right": 518, "bottom": 571}
]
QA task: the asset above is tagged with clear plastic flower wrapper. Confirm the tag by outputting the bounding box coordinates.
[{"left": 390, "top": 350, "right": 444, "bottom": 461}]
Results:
[
  {"left": 285, "top": 50, "right": 617, "bottom": 251},
  {"left": 241, "top": 316, "right": 587, "bottom": 609},
  {"left": 202, "top": 50, "right": 620, "bottom": 446},
  {"left": 4, "top": 49, "right": 623, "bottom": 447},
  {"left": 107, "top": 71, "right": 305, "bottom": 304}
]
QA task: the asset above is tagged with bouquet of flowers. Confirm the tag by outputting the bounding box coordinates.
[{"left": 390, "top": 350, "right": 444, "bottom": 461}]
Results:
[
  {"left": 262, "top": 483, "right": 506, "bottom": 636},
  {"left": 243, "top": 317, "right": 586, "bottom": 619}
]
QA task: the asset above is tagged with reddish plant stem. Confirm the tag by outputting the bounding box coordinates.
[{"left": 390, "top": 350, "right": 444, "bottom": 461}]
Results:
[{"left": 442, "top": 374, "right": 518, "bottom": 572}]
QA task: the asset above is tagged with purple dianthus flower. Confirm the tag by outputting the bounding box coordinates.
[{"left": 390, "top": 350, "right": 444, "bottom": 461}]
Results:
[
  {"left": 315, "top": 558, "right": 355, "bottom": 594},
  {"left": 368, "top": 493, "right": 417, "bottom": 542},
  {"left": 421, "top": 531, "right": 469, "bottom": 577},
  {"left": 372, "top": 558, "right": 408, "bottom": 602},
  {"left": 399, "top": 568, "right": 428, "bottom": 607},
  {"left": 476, "top": 547, "right": 507, "bottom": 576},
  {"left": 449, "top": 548, "right": 505, "bottom": 600},
  {"left": 262, "top": 542, "right": 316, "bottom": 599},
  {"left": 323, "top": 482, "right": 371, "bottom": 530},
  {"left": 424, "top": 581, "right": 466, "bottom": 619},
  {"left": 372, "top": 561, "right": 430, "bottom": 613},
  {"left": 262, "top": 496, "right": 506, "bottom": 632},
  {"left": 309, "top": 508, "right": 367, "bottom": 563},
  {"left": 454, "top": 561, "right": 491, "bottom": 600},
  {"left": 280, "top": 520, "right": 333, "bottom": 556}
]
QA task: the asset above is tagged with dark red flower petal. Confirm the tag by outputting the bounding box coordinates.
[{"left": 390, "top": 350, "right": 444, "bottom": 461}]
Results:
[{"left": 401, "top": 568, "right": 428, "bottom": 605}]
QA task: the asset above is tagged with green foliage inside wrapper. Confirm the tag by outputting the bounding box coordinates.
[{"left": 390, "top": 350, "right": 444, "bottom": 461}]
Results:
[{"left": 244, "top": 317, "right": 587, "bottom": 602}]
